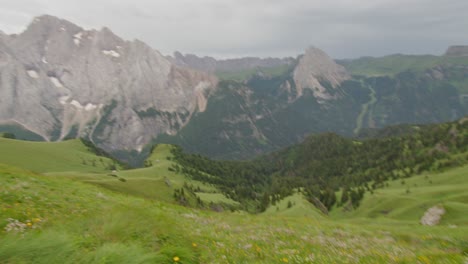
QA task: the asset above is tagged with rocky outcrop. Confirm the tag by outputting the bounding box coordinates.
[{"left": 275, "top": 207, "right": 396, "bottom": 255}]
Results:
[
  {"left": 420, "top": 205, "right": 445, "bottom": 226},
  {"left": 0, "top": 15, "right": 217, "bottom": 152},
  {"left": 293, "top": 46, "right": 350, "bottom": 100},
  {"left": 171, "top": 52, "right": 294, "bottom": 73},
  {"left": 444, "top": 46, "right": 468, "bottom": 57}
]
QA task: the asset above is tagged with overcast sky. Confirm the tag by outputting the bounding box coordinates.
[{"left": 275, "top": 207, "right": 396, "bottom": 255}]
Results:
[{"left": 0, "top": 0, "right": 467, "bottom": 59}]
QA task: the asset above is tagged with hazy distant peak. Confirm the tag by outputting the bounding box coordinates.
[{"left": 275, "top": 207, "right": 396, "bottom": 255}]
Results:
[
  {"left": 445, "top": 45, "right": 468, "bottom": 57},
  {"left": 293, "top": 46, "right": 350, "bottom": 100},
  {"left": 27, "top": 15, "right": 82, "bottom": 34},
  {"left": 173, "top": 51, "right": 184, "bottom": 58},
  {"left": 174, "top": 51, "right": 216, "bottom": 61},
  {"left": 171, "top": 51, "right": 294, "bottom": 73},
  {"left": 31, "top": 14, "right": 62, "bottom": 25},
  {"left": 302, "top": 46, "right": 337, "bottom": 62},
  {"left": 305, "top": 46, "right": 328, "bottom": 54},
  {"left": 94, "top": 26, "right": 124, "bottom": 47}
]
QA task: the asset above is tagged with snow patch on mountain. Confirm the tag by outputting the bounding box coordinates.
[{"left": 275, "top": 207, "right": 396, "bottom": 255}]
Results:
[
  {"left": 84, "top": 103, "right": 98, "bottom": 111},
  {"left": 27, "top": 70, "right": 39, "bottom": 78},
  {"left": 0, "top": 14, "right": 218, "bottom": 152},
  {"left": 59, "top": 96, "right": 70, "bottom": 105},
  {"left": 49, "top": 77, "right": 63, "bottom": 88},
  {"left": 70, "top": 100, "right": 83, "bottom": 109},
  {"left": 102, "top": 50, "right": 120, "bottom": 58},
  {"left": 73, "top": 32, "right": 82, "bottom": 46}
]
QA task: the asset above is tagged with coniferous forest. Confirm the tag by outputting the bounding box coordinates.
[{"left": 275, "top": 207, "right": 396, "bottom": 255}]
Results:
[{"left": 169, "top": 118, "right": 468, "bottom": 212}]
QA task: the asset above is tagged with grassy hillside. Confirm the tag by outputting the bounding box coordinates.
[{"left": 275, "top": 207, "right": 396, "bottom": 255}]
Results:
[
  {"left": 331, "top": 165, "right": 468, "bottom": 225},
  {"left": 263, "top": 191, "right": 324, "bottom": 218},
  {"left": 1, "top": 163, "right": 467, "bottom": 263},
  {"left": 158, "top": 56, "right": 468, "bottom": 161},
  {"left": 72, "top": 144, "right": 235, "bottom": 206},
  {"left": 0, "top": 139, "right": 236, "bottom": 209},
  {"left": 0, "top": 164, "right": 204, "bottom": 263},
  {"left": 0, "top": 123, "right": 467, "bottom": 262},
  {"left": 168, "top": 118, "right": 468, "bottom": 214},
  {"left": 0, "top": 138, "right": 119, "bottom": 173},
  {"left": 266, "top": 164, "right": 468, "bottom": 226},
  {"left": 0, "top": 124, "right": 45, "bottom": 141}
]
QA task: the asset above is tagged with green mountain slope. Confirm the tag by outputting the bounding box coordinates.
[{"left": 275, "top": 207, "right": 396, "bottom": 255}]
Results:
[
  {"left": 156, "top": 61, "right": 468, "bottom": 160},
  {"left": 263, "top": 191, "right": 324, "bottom": 218},
  {"left": 0, "top": 119, "right": 467, "bottom": 262},
  {"left": 2, "top": 118, "right": 465, "bottom": 218},
  {"left": 167, "top": 118, "right": 468, "bottom": 214},
  {"left": 338, "top": 54, "right": 468, "bottom": 77},
  {"left": 157, "top": 75, "right": 360, "bottom": 160},
  {"left": 1, "top": 162, "right": 467, "bottom": 263},
  {"left": 0, "top": 137, "right": 236, "bottom": 210},
  {"left": 332, "top": 164, "right": 468, "bottom": 225},
  {"left": 0, "top": 124, "right": 45, "bottom": 141},
  {"left": 76, "top": 144, "right": 236, "bottom": 207},
  {"left": 0, "top": 138, "right": 120, "bottom": 173}
]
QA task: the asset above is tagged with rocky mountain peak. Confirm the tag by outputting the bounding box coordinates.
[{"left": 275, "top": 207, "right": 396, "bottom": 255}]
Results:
[
  {"left": 24, "top": 15, "right": 82, "bottom": 36},
  {"left": 0, "top": 31, "right": 6, "bottom": 45},
  {"left": 0, "top": 14, "right": 217, "bottom": 153},
  {"left": 96, "top": 26, "right": 123, "bottom": 44},
  {"left": 293, "top": 46, "right": 350, "bottom": 100}
]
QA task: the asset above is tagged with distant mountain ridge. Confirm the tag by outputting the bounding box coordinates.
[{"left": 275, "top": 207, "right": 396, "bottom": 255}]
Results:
[
  {"left": 0, "top": 14, "right": 467, "bottom": 162},
  {"left": 170, "top": 51, "right": 295, "bottom": 73},
  {"left": 0, "top": 15, "right": 353, "bottom": 160},
  {"left": 156, "top": 51, "right": 468, "bottom": 159}
]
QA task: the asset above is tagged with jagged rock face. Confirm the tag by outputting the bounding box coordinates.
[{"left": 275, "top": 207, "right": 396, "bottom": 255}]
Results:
[
  {"left": 445, "top": 46, "right": 468, "bottom": 57},
  {"left": 0, "top": 15, "right": 217, "bottom": 152},
  {"left": 171, "top": 51, "right": 294, "bottom": 73},
  {"left": 293, "top": 46, "right": 350, "bottom": 100}
]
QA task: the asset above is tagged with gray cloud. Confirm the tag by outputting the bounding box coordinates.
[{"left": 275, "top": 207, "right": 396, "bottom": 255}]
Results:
[{"left": 0, "top": 0, "right": 466, "bottom": 58}]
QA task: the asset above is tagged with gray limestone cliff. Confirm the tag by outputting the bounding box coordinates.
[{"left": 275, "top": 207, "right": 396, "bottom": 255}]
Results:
[
  {"left": 293, "top": 47, "right": 350, "bottom": 100},
  {"left": 0, "top": 15, "right": 217, "bottom": 152}
]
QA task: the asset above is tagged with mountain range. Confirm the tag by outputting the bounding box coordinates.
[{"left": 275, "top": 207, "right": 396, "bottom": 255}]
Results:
[
  {"left": 0, "top": 15, "right": 217, "bottom": 154},
  {"left": 1, "top": 15, "right": 467, "bottom": 163}
]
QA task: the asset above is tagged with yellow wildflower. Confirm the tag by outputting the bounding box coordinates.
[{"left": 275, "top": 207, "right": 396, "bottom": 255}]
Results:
[
  {"left": 192, "top": 242, "right": 197, "bottom": 247},
  {"left": 173, "top": 256, "right": 180, "bottom": 262},
  {"left": 282, "top": 257, "right": 289, "bottom": 263},
  {"left": 26, "top": 222, "right": 32, "bottom": 227}
]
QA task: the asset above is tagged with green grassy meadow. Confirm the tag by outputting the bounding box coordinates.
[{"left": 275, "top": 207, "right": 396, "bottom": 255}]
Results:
[
  {"left": 0, "top": 138, "right": 467, "bottom": 263},
  {"left": 263, "top": 192, "right": 324, "bottom": 218},
  {"left": 79, "top": 145, "right": 232, "bottom": 205},
  {"left": 330, "top": 165, "right": 468, "bottom": 226},
  {"left": 0, "top": 138, "right": 118, "bottom": 173}
]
